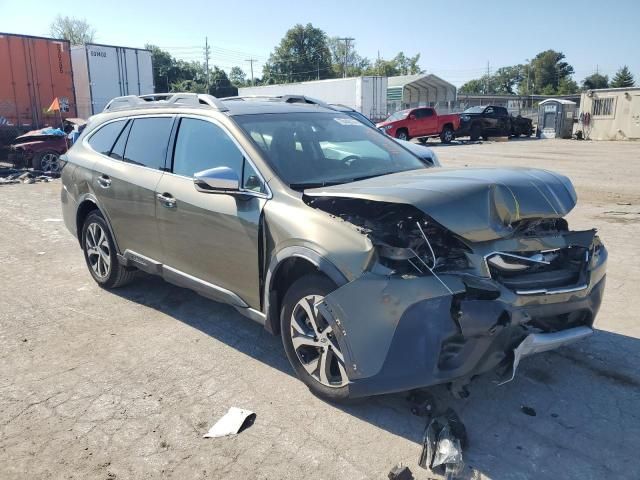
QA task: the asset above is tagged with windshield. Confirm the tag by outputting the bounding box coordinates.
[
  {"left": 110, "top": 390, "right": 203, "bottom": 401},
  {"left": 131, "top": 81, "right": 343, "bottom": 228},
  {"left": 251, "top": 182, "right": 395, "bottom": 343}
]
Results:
[
  {"left": 463, "top": 106, "right": 486, "bottom": 114},
  {"left": 384, "top": 110, "right": 410, "bottom": 122},
  {"left": 235, "top": 112, "right": 426, "bottom": 188}
]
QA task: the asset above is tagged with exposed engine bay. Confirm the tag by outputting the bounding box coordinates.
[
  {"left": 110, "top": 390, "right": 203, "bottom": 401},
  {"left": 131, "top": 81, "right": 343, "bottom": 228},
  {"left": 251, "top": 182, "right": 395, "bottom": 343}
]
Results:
[{"left": 304, "top": 196, "right": 578, "bottom": 279}]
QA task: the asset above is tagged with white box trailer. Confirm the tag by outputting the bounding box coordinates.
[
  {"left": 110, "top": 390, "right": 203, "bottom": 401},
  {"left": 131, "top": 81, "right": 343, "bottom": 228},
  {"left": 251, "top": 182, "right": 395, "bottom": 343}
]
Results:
[
  {"left": 71, "top": 43, "right": 154, "bottom": 118},
  {"left": 239, "top": 76, "right": 388, "bottom": 121}
]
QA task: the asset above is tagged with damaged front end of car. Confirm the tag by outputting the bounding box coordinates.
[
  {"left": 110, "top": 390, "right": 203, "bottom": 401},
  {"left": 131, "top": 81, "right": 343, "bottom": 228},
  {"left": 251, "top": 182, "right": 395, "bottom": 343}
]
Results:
[{"left": 302, "top": 177, "right": 607, "bottom": 397}]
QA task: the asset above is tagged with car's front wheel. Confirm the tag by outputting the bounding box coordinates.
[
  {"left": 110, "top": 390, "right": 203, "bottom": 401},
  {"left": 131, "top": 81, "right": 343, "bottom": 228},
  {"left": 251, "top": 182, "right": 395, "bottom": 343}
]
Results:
[
  {"left": 395, "top": 129, "right": 409, "bottom": 141},
  {"left": 33, "top": 150, "right": 61, "bottom": 173},
  {"left": 281, "top": 274, "right": 350, "bottom": 402},
  {"left": 81, "top": 211, "right": 136, "bottom": 288}
]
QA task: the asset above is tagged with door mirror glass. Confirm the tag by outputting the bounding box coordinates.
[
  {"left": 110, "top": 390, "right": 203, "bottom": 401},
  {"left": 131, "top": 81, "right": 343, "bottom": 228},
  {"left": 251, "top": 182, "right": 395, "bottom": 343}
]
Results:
[{"left": 194, "top": 166, "right": 240, "bottom": 193}]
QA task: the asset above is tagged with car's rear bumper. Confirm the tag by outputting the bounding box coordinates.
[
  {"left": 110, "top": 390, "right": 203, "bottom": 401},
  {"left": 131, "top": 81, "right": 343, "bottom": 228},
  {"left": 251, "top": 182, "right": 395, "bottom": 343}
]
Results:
[{"left": 319, "top": 241, "right": 607, "bottom": 398}]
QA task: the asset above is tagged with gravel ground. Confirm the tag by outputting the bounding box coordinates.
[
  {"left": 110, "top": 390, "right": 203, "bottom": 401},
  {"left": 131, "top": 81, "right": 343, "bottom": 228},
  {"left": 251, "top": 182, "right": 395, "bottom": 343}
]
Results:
[{"left": 1, "top": 139, "right": 639, "bottom": 479}]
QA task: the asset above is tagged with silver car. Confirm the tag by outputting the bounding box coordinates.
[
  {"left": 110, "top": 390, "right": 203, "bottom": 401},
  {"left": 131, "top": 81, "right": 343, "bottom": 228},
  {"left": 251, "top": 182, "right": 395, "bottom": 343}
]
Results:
[{"left": 61, "top": 93, "right": 607, "bottom": 401}]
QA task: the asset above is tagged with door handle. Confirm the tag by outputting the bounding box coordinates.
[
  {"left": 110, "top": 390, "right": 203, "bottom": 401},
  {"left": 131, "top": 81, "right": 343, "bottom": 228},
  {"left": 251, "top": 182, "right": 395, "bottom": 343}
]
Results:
[
  {"left": 97, "top": 175, "right": 111, "bottom": 188},
  {"left": 156, "top": 193, "right": 176, "bottom": 208}
]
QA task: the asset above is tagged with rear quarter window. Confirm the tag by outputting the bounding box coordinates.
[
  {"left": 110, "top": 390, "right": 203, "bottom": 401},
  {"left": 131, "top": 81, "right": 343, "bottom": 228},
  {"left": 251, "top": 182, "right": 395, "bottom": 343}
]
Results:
[{"left": 87, "top": 120, "right": 128, "bottom": 156}]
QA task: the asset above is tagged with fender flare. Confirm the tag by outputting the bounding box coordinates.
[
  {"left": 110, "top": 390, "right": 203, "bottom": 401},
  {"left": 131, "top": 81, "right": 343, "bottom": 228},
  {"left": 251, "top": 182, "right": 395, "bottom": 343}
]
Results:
[
  {"left": 263, "top": 246, "right": 349, "bottom": 334},
  {"left": 75, "top": 193, "right": 121, "bottom": 255}
]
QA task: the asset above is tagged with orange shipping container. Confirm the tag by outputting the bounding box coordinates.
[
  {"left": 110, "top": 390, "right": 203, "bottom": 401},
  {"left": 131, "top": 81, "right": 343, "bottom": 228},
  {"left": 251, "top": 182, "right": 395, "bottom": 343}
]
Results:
[{"left": 0, "top": 32, "right": 77, "bottom": 135}]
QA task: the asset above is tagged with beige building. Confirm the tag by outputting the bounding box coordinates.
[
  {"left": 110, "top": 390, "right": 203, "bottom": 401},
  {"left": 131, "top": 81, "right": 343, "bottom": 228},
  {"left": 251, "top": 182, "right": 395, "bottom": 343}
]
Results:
[{"left": 579, "top": 87, "right": 640, "bottom": 140}]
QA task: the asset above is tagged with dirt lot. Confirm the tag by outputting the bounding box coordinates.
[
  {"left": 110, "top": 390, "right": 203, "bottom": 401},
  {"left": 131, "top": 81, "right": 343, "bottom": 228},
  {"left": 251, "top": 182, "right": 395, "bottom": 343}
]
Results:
[{"left": 1, "top": 139, "right": 639, "bottom": 479}]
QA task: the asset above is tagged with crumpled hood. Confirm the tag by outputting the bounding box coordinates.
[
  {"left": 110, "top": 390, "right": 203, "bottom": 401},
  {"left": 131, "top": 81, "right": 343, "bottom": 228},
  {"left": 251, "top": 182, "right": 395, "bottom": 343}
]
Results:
[{"left": 304, "top": 167, "right": 578, "bottom": 242}]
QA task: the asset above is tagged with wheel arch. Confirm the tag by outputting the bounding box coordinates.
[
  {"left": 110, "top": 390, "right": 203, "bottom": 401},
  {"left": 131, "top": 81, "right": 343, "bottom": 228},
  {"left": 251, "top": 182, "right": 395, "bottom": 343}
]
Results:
[
  {"left": 263, "top": 246, "right": 348, "bottom": 335},
  {"left": 75, "top": 196, "right": 121, "bottom": 254}
]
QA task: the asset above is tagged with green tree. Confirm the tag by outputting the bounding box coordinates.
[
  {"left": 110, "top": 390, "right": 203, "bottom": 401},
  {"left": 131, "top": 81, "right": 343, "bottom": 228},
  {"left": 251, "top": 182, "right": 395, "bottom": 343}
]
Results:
[
  {"left": 556, "top": 77, "right": 579, "bottom": 94},
  {"left": 327, "top": 37, "right": 371, "bottom": 77},
  {"left": 50, "top": 15, "right": 95, "bottom": 45},
  {"left": 582, "top": 73, "right": 609, "bottom": 90},
  {"left": 229, "top": 67, "right": 247, "bottom": 87},
  {"left": 610, "top": 66, "right": 635, "bottom": 88},
  {"left": 528, "top": 50, "right": 574, "bottom": 94},
  {"left": 263, "top": 23, "right": 333, "bottom": 83},
  {"left": 459, "top": 77, "right": 490, "bottom": 94},
  {"left": 170, "top": 79, "right": 207, "bottom": 93},
  {"left": 362, "top": 52, "right": 422, "bottom": 77},
  {"left": 391, "top": 52, "right": 422, "bottom": 75},
  {"left": 492, "top": 65, "right": 524, "bottom": 94}
]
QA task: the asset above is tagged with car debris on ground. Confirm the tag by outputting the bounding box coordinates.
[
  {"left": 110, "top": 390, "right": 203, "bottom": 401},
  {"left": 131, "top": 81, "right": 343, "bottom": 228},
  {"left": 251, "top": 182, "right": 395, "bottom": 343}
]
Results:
[
  {"left": 0, "top": 168, "right": 60, "bottom": 185},
  {"left": 387, "top": 464, "right": 414, "bottom": 480},
  {"left": 203, "top": 407, "right": 256, "bottom": 438},
  {"left": 418, "top": 407, "right": 467, "bottom": 479}
]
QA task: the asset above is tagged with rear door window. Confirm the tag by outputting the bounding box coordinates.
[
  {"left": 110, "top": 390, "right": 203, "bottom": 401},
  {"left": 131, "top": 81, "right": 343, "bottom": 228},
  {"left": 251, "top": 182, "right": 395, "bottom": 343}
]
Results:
[
  {"left": 109, "top": 121, "right": 132, "bottom": 160},
  {"left": 123, "top": 117, "right": 173, "bottom": 169},
  {"left": 88, "top": 120, "right": 128, "bottom": 156}
]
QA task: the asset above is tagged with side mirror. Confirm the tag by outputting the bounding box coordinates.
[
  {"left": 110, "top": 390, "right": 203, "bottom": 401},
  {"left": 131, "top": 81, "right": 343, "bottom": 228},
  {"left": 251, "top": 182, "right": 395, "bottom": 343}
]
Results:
[
  {"left": 194, "top": 166, "right": 240, "bottom": 193},
  {"left": 409, "top": 114, "right": 416, "bottom": 120}
]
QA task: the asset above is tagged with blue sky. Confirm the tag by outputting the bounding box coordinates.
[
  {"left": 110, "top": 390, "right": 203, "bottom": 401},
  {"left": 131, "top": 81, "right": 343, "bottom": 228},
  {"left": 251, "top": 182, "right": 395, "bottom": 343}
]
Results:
[{"left": 1, "top": 0, "right": 637, "bottom": 87}]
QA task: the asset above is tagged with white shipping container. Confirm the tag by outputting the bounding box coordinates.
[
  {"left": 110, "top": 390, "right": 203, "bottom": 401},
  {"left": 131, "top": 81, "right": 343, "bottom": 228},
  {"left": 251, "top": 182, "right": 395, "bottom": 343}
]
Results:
[
  {"left": 239, "top": 76, "right": 387, "bottom": 121},
  {"left": 71, "top": 43, "right": 154, "bottom": 118}
]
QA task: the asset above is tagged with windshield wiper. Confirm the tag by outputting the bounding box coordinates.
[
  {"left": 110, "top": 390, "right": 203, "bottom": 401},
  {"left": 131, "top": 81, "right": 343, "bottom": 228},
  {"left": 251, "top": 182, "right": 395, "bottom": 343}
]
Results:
[
  {"left": 348, "top": 171, "right": 398, "bottom": 182},
  {"left": 289, "top": 180, "right": 346, "bottom": 189}
]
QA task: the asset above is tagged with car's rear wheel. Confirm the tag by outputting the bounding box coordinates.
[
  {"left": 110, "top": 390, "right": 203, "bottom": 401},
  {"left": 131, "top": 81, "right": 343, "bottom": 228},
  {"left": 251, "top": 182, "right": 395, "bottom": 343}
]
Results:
[
  {"left": 440, "top": 127, "right": 455, "bottom": 144},
  {"left": 281, "top": 274, "right": 350, "bottom": 402},
  {"left": 81, "top": 211, "right": 136, "bottom": 289},
  {"left": 33, "top": 150, "right": 61, "bottom": 173},
  {"left": 396, "top": 129, "right": 409, "bottom": 141}
]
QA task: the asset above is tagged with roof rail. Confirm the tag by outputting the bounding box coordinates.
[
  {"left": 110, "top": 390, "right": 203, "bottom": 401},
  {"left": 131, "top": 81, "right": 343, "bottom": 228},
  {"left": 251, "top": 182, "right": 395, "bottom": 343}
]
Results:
[
  {"left": 222, "top": 94, "right": 327, "bottom": 106},
  {"left": 103, "top": 92, "right": 229, "bottom": 113}
]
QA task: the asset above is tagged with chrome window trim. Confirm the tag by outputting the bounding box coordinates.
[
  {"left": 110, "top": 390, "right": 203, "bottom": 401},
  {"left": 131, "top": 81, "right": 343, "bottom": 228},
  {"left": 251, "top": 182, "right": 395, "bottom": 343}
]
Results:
[{"left": 168, "top": 113, "right": 272, "bottom": 200}]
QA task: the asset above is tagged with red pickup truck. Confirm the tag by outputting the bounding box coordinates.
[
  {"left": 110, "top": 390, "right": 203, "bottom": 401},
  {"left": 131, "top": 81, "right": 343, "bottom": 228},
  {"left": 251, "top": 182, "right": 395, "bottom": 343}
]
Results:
[{"left": 376, "top": 107, "right": 460, "bottom": 144}]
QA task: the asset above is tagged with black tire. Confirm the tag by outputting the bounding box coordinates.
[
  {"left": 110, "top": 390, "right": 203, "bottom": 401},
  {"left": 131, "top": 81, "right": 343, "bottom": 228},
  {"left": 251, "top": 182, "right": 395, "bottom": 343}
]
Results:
[
  {"left": 81, "top": 211, "right": 136, "bottom": 289},
  {"left": 482, "top": 135, "right": 489, "bottom": 141},
  {"left": 32, "top": 150, "right": 61, "bottom": 172},
  {"left": 440, "top": 127, "right": 454, "bottom": 144},
  {"left": 281, "top": 273, "right": 351, "bottom": 402},
  {"left": 395, "top": 129, "right": 409, "bottom": 141},
  {"left": 469, "top": 124, "right": 481, "bottom": 141}
]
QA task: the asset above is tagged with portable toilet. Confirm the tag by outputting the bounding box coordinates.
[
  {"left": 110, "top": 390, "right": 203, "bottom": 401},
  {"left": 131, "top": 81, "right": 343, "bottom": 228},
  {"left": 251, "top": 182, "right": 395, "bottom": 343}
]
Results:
[{"left": 537, "top": 99, "right": 577, "bottom": 138}]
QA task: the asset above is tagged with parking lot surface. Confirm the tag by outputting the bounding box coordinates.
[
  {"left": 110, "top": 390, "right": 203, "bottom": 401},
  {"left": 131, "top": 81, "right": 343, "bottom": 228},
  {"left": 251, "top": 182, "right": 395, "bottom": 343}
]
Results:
[{"left": 1, "top": 139, "right": 639, "bottom": 479}]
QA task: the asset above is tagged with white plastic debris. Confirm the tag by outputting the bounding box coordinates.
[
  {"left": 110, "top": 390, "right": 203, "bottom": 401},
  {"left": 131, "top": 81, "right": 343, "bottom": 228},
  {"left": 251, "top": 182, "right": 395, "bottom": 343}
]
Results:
[{"left": 203, "top": 407, "right": 255, "bottom": 438}]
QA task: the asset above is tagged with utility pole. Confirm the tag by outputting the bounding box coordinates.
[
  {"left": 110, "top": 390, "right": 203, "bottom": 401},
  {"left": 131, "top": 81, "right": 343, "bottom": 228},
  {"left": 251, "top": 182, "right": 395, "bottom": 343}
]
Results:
[
  {"left": 337, "top": 37, "right": 355, "bottom": 78},
  {"left": 245, "top": 58, "right": 256, "bottom": 86},
  {"left": 204, "top": 37, "right": 211, "bottom": 90},
  {"left": 486, "top": 61, "right": 491, "bottom": 94}
]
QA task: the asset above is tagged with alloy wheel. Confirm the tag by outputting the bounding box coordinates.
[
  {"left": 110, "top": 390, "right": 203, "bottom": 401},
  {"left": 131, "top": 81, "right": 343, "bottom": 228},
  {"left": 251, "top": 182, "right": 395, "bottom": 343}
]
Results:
[
  {"left": 290, "top": 295, "right": 348, "bottom": 388},
  {"left": 40, "top": 153, "right": 60, "bottom": 172},
  {"left": 85, "top": 223, "right": 111, "bottom": 279}
]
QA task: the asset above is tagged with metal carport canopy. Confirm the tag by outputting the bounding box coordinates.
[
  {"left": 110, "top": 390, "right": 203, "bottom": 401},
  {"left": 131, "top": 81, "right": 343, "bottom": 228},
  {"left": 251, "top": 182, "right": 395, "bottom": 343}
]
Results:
[{"left": 387, "top": 74, "right": 457, "bottom": 104}]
